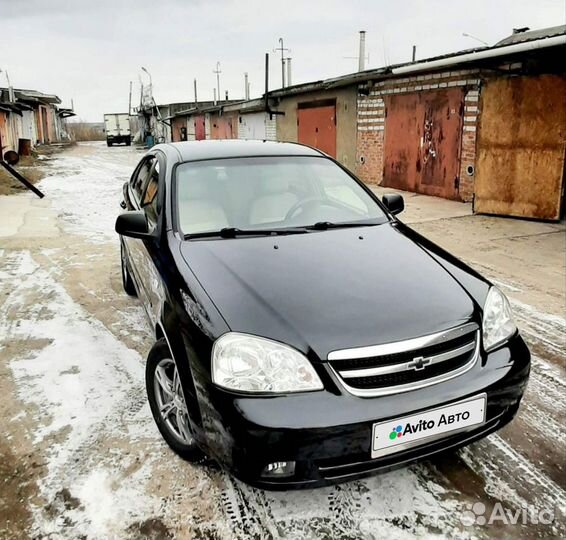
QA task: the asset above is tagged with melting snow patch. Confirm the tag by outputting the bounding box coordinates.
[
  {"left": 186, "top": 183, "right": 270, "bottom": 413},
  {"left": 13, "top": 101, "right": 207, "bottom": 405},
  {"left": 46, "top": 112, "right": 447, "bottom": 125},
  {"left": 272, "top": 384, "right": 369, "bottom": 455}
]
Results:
[{"left": 1, "top": 250, "right": 161, "bottom": 538}]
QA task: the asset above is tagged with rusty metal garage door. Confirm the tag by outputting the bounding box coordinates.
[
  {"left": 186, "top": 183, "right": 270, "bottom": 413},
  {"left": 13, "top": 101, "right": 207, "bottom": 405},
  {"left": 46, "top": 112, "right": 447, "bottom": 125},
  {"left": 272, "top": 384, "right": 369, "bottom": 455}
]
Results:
[
  {"left": 194, "top": 115, "right": 206, "bottom": 141},
  {"left": 474, "top": 75, "right": 566, "bottom": 220},
  {"left": 297, "top": 101, "right": 337, "bottom": 157},
  {"left": 211, "top": 115, "right": 234, "bottom": 139},
  {"left": 382, "top": 89, "right": 464, "bottom": 200}
]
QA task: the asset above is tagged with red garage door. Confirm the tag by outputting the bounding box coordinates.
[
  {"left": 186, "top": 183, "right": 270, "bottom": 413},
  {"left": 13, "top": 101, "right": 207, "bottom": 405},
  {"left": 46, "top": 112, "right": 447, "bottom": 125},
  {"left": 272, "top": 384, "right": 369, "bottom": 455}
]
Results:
[
  {"left": 211, "top": 115, "right": 234, "bottom": 139},
  {"left": 194, "top": 115, "right": 206, "bottom": 140},
  {"left": 383, "top": 89, "right": 464, "bottom": 200},
  {"left": 297, "top": 101, "right": 336, "bottom": 157}
]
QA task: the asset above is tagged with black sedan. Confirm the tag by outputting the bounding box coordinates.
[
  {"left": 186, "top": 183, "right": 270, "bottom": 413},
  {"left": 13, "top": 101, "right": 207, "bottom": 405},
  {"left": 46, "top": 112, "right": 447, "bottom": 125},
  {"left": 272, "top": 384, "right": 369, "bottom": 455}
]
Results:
[{"left": 116, "top": 140, "right": 530, "bottom": 488}]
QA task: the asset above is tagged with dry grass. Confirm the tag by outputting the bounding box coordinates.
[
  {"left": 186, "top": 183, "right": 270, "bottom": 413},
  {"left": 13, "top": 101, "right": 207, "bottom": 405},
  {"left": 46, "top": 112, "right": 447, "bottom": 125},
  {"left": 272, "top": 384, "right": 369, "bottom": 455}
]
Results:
[{"left": 67, "top": 122, "right": 105, "bottom": 142}]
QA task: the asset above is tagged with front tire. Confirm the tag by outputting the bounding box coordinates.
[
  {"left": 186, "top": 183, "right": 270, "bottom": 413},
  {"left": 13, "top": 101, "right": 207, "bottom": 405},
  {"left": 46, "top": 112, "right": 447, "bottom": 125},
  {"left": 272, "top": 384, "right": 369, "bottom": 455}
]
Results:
[
  {"left": 120, "top": 241, "right": 137, "bottom": 296},
  {"left": 146, "top": 338, "right": 203, "bottom": 461}
]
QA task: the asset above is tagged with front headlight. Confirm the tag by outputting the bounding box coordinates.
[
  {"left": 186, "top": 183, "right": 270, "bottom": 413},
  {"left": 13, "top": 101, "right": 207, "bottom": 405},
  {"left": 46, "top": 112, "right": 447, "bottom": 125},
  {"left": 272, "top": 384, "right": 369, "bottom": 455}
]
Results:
[
  {"left": 482, "top": 286, "right": 516, "bottom": 352},
  {"left": 212, "top": 332, "right": 324, "bottom": 393}
]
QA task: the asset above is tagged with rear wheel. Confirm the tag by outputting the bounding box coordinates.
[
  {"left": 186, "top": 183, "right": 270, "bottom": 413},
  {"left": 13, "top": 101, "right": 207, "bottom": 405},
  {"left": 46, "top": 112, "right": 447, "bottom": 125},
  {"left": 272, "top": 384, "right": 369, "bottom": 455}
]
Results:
[
  {"left": 120, "top": 241, "right": 137, "bottom": 296},
  {"left": 146, "top": 338, "right": 203, "bottom": 460}
]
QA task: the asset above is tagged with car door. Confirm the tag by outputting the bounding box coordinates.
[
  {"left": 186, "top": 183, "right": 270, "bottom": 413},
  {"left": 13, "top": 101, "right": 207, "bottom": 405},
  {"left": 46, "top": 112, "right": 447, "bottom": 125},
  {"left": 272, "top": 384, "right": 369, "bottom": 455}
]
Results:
[
  {"left": 137, "top": 156, "right": 167, "bottom": 327},
  {"left": 123, "top": 154, "right": 156, "bottom": 313}
]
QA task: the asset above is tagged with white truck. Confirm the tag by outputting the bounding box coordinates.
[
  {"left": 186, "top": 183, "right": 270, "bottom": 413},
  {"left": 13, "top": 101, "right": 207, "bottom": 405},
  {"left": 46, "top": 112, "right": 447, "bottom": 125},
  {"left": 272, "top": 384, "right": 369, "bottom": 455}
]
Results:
[{"left": 104, "top": 113, "right": 131, "bottom": 146}]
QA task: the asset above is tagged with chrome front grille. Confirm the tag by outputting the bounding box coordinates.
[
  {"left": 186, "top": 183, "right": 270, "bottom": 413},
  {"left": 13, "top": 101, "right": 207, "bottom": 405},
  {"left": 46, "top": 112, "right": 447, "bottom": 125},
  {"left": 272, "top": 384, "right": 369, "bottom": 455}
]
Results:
[{"left": 328, "top": 323, "right": 479, "bottom": 397}]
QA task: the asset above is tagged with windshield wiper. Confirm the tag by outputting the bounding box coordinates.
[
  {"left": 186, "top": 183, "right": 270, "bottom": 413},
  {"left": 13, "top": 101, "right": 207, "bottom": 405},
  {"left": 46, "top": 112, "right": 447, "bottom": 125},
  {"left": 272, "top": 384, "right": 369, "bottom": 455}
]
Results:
[
  {"left": 186, "top": 227, "right": 309, "bottom": 239},
  {"left": 307, "top": 220, "right": 380, "bottom": 230}
]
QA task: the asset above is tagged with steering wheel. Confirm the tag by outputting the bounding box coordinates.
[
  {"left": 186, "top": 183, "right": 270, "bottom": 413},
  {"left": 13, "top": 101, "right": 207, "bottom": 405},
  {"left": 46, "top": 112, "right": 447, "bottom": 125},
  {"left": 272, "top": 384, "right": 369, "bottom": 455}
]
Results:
[{"left": 285, "top": 197, "right": 345, "bottom": 221}]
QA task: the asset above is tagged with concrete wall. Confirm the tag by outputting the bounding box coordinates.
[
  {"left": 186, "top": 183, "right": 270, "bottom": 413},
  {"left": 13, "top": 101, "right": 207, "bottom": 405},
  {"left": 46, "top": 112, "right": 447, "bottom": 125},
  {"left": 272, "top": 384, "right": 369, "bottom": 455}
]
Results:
[
  {"left": 275, "top": 87, "right": 358, "bottom": 170},
  {"left": 237, "top": 111, "right": 276, "bottom": 140}
]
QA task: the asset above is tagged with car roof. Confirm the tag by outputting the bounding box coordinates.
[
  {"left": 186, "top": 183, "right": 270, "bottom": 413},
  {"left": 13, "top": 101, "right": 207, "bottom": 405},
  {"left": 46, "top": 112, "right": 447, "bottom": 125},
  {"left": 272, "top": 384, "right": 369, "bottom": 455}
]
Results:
[{"left": 155, "top": 139, "right": 325, "bottom": 163}]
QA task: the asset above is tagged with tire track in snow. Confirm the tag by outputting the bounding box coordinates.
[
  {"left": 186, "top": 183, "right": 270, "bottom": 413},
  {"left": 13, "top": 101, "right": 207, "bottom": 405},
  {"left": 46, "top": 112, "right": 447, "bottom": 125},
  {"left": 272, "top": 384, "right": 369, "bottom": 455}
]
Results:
[
  {"left": 214, "top": 467, "right": 468, "bottom": 540},
  {"left": 460, "top": 433, "right": 566, "bottom": 516}
]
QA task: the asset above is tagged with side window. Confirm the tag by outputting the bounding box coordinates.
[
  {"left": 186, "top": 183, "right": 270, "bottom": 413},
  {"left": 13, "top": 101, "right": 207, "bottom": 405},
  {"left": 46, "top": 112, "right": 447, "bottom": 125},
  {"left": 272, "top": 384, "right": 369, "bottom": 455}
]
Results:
[
  {"left": 131, "top": 157, "right": 154, "bottom": 203},
  {"left": 142, "top": 160, "right": 160, "bottom": 225}
]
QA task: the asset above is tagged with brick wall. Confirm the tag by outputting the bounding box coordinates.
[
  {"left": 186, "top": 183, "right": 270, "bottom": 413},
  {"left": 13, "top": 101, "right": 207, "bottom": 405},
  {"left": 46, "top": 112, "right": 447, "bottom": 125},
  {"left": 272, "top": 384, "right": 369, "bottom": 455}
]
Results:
[
  {"left": 458, "top": 89, "right": 480, "bottom": 202},
  {"left": 356, "top": 69, "right": 481, "bottom": 201},
  {"left": 356, "top": 96, "right": 385, "bottom": 184}
]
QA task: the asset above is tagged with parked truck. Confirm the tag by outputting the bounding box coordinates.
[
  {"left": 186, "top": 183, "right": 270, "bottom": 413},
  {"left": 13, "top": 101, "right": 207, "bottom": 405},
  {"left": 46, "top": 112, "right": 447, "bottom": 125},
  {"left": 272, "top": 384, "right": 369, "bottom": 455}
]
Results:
[{"left": 104, "top": 113, "right": 131, "bottom": 146}]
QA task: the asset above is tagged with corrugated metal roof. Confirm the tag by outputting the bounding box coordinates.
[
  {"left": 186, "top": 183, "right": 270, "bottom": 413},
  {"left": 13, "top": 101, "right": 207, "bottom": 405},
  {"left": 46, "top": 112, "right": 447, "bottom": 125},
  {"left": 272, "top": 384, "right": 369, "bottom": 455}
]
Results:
[
  {"left": 6, "top": 88, "right": 62, "bottom": 104},
  {"left": 269, "top": 24, "right": 564, "bottom": 98},
  {"left": 496, "top": 25, "right": 566, "bottom": 46}
]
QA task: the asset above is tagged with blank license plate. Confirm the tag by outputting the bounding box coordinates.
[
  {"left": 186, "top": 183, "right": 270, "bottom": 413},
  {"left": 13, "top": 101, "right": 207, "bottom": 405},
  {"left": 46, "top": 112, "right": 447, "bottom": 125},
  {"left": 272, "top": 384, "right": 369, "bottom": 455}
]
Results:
[{"left": 371, "top": 394, "right": 486, "bottom": 458}]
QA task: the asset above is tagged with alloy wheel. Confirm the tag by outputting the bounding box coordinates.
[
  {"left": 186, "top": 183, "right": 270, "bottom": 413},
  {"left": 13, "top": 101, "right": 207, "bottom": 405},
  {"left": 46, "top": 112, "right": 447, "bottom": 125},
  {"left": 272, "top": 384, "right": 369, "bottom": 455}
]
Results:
[{"left": 153, "top": 358, "right": 193, "bottom": 445}]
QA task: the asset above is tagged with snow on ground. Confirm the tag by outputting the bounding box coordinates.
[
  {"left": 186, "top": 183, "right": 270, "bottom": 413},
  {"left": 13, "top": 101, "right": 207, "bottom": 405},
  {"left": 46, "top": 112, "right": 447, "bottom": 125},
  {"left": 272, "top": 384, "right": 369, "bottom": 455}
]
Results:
[
  {"left": 0, "top": 249, "right": 163, "bottom": 537},
  {"left": 39, "top": 142, "right": 141, "bottom": 241}
]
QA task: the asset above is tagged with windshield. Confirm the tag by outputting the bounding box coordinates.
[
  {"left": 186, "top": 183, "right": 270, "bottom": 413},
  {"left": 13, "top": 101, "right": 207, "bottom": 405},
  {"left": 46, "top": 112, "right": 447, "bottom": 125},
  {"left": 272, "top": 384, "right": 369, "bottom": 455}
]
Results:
[{"left": 175, "top": 156, "right": 387, "bottom": 236}]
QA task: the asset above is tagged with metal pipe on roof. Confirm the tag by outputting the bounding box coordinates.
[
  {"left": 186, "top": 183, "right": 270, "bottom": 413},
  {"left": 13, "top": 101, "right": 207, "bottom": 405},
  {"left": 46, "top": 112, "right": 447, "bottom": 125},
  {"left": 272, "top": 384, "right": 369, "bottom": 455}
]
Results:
[
  {"left": 359, "top": 31, "right": 366, "bottom": 71},
  {"left": 392, "top": 34, "right": 566, "bottom": 74}
]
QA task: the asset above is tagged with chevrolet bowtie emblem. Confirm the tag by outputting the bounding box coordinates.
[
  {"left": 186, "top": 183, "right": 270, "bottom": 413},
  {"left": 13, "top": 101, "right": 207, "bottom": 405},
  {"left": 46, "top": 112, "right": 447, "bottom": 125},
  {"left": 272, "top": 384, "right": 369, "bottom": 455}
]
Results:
[{"left": 407, "top": 356, "right": 430, "bottom": 371}]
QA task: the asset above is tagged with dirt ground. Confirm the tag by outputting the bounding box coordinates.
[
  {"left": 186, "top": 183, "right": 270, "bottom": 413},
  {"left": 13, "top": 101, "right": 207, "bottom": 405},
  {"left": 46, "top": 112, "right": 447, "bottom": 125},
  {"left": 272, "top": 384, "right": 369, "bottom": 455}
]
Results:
[
  {"left": 0, "top": 142, "right": 564, "bottom": 540},
  {"left": 0, "top": 145, "right": 71, "bottom": 196}
]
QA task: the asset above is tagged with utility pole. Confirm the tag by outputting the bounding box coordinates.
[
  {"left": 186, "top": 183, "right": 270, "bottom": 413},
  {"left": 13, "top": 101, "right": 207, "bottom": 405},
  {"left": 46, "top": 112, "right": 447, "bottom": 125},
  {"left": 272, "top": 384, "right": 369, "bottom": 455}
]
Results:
[
  {"left": 213, "top": 62, "right": 221, "bottom": 103},
  {"left": 128, "top": 81, "right": 132, "bottom": 116},
  {"left": 274, "top": 38, "right": 289, "bottom": 88},
  {"left": 213, "top": 88, "right": 217, "bottom": 105},
  {"left": 0, "top": 69, "right": 14, "bottom": 101},
  {"left": 286, "top": 58, "right": 292, "bottom": 86},
  {"left": 244, "top": 72, "right": 250, "bottom": 100}
]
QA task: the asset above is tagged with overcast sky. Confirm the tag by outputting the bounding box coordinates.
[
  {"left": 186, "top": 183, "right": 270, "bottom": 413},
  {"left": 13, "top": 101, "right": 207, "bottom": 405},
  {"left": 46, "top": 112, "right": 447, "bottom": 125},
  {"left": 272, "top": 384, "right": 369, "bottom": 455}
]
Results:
[{"left": 1, "top": 0, "right": 564, "bottom": 121}]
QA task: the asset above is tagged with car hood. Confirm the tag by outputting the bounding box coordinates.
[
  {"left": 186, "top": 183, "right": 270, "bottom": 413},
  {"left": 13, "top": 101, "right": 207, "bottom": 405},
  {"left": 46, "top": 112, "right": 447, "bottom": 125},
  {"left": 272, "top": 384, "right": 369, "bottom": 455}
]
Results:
[{"left": 179, "top": 223, "right": 476, "bottom": 360}]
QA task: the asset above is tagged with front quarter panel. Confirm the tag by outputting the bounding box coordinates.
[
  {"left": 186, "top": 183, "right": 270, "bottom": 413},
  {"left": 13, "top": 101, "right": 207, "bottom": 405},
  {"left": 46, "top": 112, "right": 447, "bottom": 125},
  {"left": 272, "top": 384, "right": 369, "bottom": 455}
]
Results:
[{"left": 395, "top": 222, "right": 491, "bottom": 308}]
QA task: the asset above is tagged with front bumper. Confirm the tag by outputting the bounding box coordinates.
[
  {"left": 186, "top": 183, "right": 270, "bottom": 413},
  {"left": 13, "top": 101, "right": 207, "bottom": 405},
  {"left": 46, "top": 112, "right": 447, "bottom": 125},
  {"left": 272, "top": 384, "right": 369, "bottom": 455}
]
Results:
[{"left": 196, "top": 334, "right": 530, "bottom": 489}]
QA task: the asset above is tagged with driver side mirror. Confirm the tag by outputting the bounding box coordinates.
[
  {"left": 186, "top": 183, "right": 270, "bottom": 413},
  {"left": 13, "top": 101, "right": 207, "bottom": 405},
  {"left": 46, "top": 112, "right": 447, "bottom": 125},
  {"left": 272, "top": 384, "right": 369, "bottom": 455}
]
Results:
[
  {"left": 115, "top": 210, "right": 150, "bottom": 239},
  {"left": 382, "top": 194, "right": 404, "bottom": 216}
]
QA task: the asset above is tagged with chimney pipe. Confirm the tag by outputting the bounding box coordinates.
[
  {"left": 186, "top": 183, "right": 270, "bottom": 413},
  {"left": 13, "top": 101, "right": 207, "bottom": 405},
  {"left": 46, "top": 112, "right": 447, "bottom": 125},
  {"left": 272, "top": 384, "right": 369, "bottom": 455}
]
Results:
[
  {"left": 194, "top": 78, "right": 198, "bottom": 106},
  {"left": 412, "top": 45, "right": 417, "bottom": 62},
  {"left": 244, "top": 72, "right": 250, "bottom": 100},
  {"left": 225, "top": 90, "right": 229, "bottom": 101},
  {"left": 286, "top": 58, "right": 292, "bottom": 86},
  {"left": 358, "top": 30, "right": 366, "bottom": 71},
  {"left": 264, "top": 52, "right": 269, "bottom": 112}
]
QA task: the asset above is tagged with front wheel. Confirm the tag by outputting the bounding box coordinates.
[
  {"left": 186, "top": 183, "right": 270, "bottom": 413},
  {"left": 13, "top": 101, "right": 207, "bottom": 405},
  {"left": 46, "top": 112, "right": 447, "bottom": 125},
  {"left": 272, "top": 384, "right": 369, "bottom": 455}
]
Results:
[{"left": 146, "top": 338, "right": 203, "bottom": 461}]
